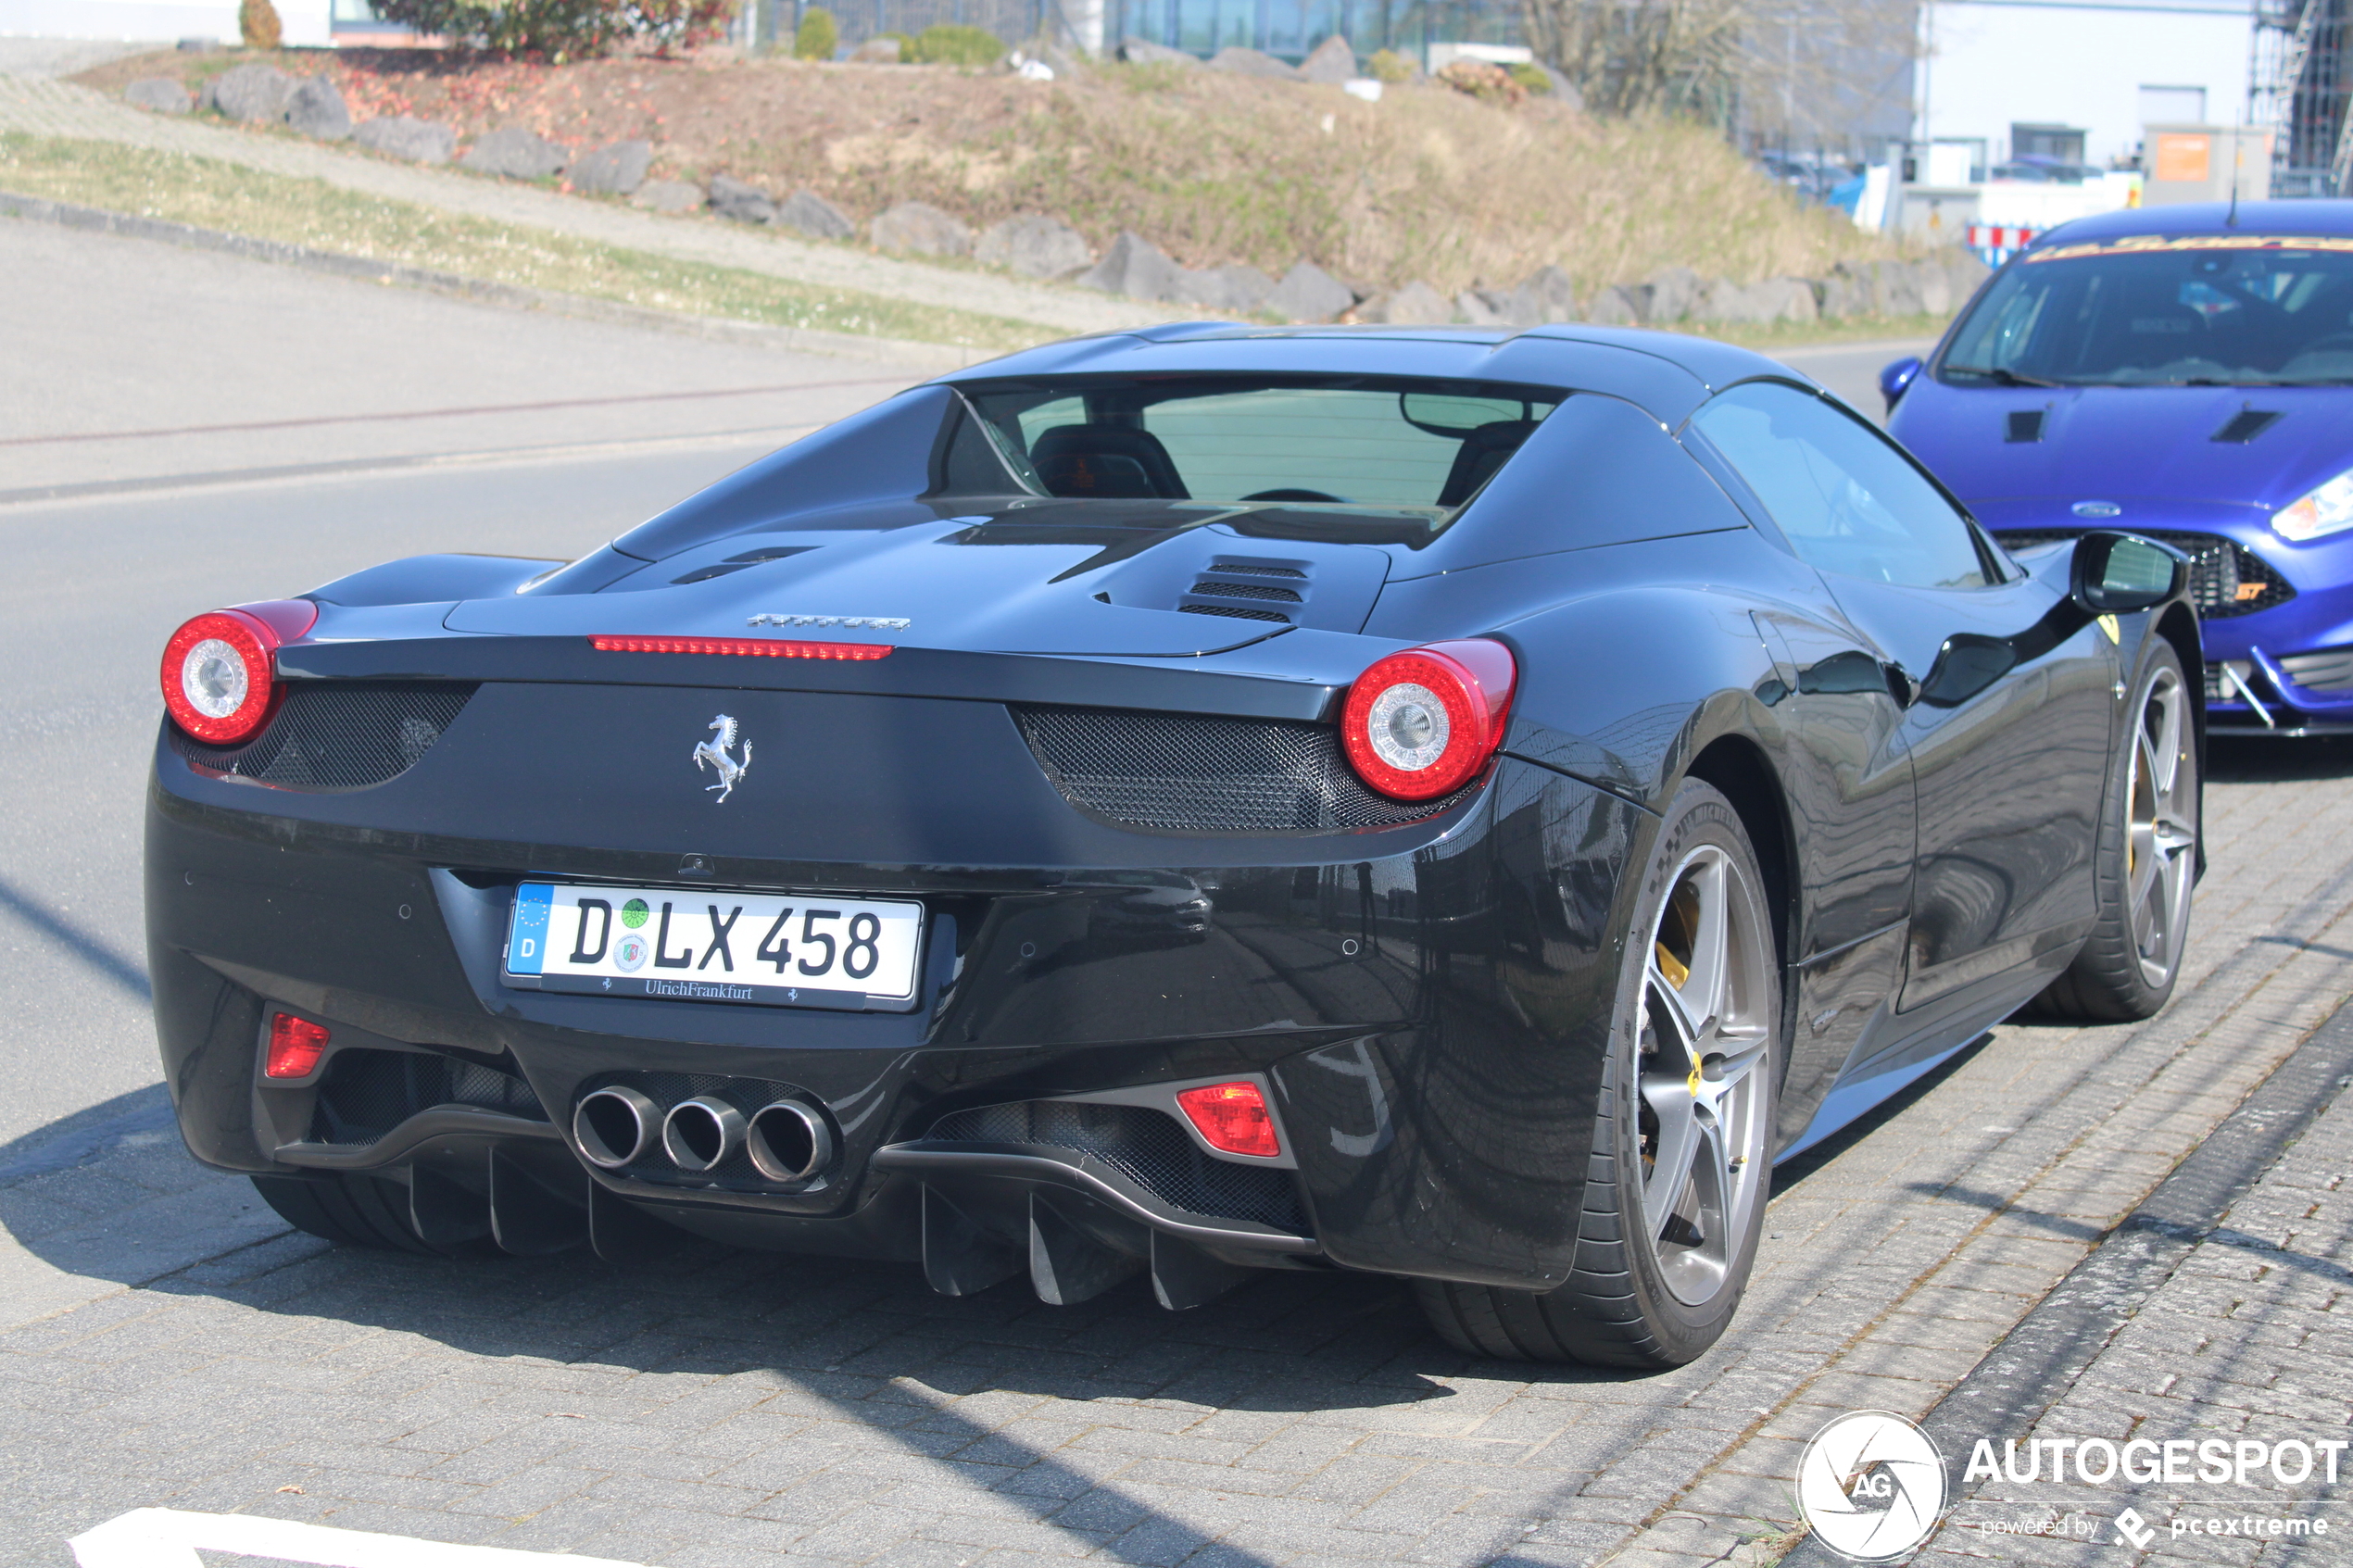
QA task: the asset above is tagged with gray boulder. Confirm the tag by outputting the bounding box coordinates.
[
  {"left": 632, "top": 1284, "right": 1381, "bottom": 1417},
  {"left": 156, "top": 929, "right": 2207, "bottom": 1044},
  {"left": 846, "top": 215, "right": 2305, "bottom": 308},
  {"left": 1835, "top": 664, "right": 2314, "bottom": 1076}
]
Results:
[
  {"left": 569, "top": 139, "right": 649, "bottom": 195},
  {"left": 849, "top": 35, "right": 900, "bottom": 62},
  {"left": 201, "top": 62, "right": 294, "bottom": 123},
  {"left": 1760, "top": 276, "right": 1819, "bottom": 323},
  {"left": 1360, "top": 281, "right": 1453, "bottom": 324},
  {"left": 1209, "top": 45, "right": 1298, "bottom": 78},
  {"left": 1266, "top": 260, "right": 1353, "bottom": 322},
  {"left": 1694, "top": 277, "right": 1762, "bottom": 323},
  {"left": 1818, "top": 263, "right": 1870, "bottom": 320},
  {"left": 1496, "top": 263, "right": 1578, "bottom": 325},
  {"left": 1079, "top": 232, "right": 1186, "bottom": 302},
  {"left": 1455, "top": 291, "right": 1509, "bottom": 327},
  {"left": 1643, "top": 264, "right": 1702, "bottom": 323},
  {"left": 1869, "top": 258, "right": 1925, "bottom": 316},
  {"left": 124, "top": 78, "right": 192, "bottom": 115},
  {"left": 284, "top": 77, "right": 349, "bottom": 140},
  {"left": 354, "top": 117, "right": 455, "bottom": 165},
  {"left": 1176, "top": 263, "right": 1276, "bottom": 313},
  {"left": 1942, "top": 245, "right": 1993, "bottom": 300},
  {"left": 709, "top": 174, "right": 776, "bottom": 223},
  {"left": 871, "top": 200, "right": 973, "bottom": 257},
  {"left": 777, "top": 189, "right": 856, "bottom": 240},
  {"left": 1584, "top": 284, "right": 1645, "bottom": 326},
  {"left": 1297, "top": 35, "right": 1356, "bottom": 84},
  {"left": 976, "top": 214, "right": 1091, "bottom": 278},
  {"left": 1911, "top": 257, "right": 1955, "bottom": 316},
  {"left": 461, "top": 126, "right": 568, "bottom": 181},
  {"left": 631, "top": 179, "right": 704, "bottom": 214},
  {"left": 1119, "top": 36, "right": 1196, "bottom": 65}
]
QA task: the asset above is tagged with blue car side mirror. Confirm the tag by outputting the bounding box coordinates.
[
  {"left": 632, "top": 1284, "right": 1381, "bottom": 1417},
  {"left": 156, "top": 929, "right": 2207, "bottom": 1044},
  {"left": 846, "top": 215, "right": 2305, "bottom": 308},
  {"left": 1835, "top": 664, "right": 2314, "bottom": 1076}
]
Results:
[{"left": 1879, "top": 357, "right": 1923, "bottom": 413}]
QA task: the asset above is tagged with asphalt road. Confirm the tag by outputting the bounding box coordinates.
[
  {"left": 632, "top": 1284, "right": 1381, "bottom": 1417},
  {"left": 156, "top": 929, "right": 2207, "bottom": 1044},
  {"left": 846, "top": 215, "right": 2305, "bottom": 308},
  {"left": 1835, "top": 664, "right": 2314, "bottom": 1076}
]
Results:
[{"left": 6, "top": 220, "right": 2349, "bottom": 1566}]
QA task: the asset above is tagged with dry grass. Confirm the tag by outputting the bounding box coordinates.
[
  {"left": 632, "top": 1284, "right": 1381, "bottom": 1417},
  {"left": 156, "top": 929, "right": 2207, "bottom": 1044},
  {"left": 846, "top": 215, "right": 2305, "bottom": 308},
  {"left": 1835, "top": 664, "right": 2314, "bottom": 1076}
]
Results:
[
  {"left": 0, "top": 132, "right": 1053, "bottom": 351},
  {"left": 80, "top": 47, "right": 1909, "bottom": 300}
]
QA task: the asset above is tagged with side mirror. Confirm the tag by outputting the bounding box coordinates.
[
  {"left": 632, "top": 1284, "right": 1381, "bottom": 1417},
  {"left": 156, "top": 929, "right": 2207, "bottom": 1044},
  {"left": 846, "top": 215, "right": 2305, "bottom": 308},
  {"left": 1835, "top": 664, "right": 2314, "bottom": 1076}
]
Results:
[
  {"left": 2072, "top": 531, "right": 2188, "bottom": 614},
  {"left": 1879, "top": 357, "right": 1923, "bottom": 413}
]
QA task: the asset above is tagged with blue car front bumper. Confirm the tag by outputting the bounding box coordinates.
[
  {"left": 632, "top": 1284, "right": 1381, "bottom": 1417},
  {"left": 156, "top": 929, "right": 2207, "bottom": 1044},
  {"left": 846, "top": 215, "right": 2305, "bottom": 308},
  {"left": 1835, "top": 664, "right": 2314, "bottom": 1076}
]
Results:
[{"left": 1984, "top": 502, "right": 2353, "bottom": 734}]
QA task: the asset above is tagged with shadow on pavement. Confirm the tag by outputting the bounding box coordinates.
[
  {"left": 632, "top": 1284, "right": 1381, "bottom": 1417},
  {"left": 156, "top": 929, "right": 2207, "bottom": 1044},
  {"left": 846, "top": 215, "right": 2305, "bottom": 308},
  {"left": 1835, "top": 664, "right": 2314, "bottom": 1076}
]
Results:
[{"left": 2208, "top": 732, "right": 2353, "bottom": 784}]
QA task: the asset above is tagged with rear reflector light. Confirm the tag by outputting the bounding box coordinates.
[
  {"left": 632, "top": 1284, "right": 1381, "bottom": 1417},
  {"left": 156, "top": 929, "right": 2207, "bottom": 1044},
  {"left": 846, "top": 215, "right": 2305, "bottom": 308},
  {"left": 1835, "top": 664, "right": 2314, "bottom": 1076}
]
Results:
[
  {"left": 1176, "top": 1081, "right": 1281, "bottom": 1158},
  {"left": 159, "top": 599, "right": 318, "bottom": 746},
  {"left": 265, "top": 1013, "right": 331, "bottom": 1079},
  {"left": 590, "top": 636, "right": 892, "bottom": 660},
  {"left": 1340, "top": 638, "right": 1516, "bottom": 801}
]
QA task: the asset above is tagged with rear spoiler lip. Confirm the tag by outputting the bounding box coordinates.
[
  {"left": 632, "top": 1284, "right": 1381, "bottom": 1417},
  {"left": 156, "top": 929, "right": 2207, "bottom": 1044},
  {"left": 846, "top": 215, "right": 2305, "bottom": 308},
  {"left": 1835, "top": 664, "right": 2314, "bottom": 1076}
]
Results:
[{"left": 271, "top": 636, "right": 1350, "bottom": 723}]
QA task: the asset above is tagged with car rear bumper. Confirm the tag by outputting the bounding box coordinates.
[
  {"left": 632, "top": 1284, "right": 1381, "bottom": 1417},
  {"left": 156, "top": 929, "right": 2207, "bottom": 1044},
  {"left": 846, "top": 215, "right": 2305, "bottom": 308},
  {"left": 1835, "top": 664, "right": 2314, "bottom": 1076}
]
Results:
[{"left": 146, "top": 722, "right": 1648, "bottom": 1297}]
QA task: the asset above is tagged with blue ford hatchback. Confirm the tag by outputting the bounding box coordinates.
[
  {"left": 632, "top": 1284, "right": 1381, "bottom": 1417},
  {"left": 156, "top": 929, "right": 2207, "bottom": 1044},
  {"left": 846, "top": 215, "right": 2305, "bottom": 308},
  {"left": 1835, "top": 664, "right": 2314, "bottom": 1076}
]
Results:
[{"left": 1887, "top": 202, "right": 2353, "bottom": 734}]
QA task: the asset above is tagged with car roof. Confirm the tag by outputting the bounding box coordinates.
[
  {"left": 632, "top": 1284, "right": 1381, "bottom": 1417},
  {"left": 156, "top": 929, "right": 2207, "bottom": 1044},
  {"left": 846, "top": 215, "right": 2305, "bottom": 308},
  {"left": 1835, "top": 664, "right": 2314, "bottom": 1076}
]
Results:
[
  {"left": 940, "top": 322, "right": 1808, "bottom": 428},
  {"left": 2031, "top": 199, "right": 2353, "bottom": 247}
]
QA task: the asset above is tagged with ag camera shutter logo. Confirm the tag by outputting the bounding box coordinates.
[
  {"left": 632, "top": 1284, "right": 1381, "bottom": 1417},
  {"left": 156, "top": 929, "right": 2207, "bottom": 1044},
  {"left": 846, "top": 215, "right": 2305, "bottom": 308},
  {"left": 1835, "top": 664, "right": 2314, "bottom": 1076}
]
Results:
[{"left": 1795, "top": 1411, "right": 1948, "bottom": 1561}]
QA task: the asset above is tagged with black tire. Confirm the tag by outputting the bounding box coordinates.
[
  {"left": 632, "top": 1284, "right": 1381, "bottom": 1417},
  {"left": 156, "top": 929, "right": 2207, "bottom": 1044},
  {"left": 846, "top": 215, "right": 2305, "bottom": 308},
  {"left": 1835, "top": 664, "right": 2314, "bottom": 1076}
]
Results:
[
  {"left": 2032, "top": 641, "right": 2198, "bottom": 1022},
  {"left": 1416, "top": 780, "right": 1782, "bottom": 1366},
  {"left": 251, "top": 1172, "right": 479, "bottom": 1256}
]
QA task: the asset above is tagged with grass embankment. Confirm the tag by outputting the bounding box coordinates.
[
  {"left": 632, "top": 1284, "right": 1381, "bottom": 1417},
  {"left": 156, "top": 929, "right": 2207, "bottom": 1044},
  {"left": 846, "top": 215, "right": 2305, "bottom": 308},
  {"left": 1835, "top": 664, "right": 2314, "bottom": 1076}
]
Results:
[
  {"left": 80, "top": 47, "right": 1919, "bottom": 303},
  {"left": 0, "top": 133, "right": 1055, "bottom": 353}
]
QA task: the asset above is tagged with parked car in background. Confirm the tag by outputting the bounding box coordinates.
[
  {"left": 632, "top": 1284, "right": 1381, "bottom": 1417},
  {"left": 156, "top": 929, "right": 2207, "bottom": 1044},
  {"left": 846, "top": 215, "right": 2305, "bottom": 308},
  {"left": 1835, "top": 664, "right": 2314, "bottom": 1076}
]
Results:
[{"left": 1884, "top": 201, "right": 2353, "bottom": 734}]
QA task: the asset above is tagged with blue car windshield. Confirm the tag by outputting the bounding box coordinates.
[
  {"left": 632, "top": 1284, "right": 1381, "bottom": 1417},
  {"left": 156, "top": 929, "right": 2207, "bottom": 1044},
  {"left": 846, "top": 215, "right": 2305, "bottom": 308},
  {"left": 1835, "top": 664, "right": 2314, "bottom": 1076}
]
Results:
[{"left": 1942, "top": 234, "right": 2353, "bottom": 386}]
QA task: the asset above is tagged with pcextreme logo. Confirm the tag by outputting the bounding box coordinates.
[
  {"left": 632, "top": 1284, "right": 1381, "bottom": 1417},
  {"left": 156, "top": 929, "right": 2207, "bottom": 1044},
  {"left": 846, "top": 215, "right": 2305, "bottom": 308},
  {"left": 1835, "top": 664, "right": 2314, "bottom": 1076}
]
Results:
[{"left": 1793, "top": 1411, "right": 1948, "bottom": 1562}]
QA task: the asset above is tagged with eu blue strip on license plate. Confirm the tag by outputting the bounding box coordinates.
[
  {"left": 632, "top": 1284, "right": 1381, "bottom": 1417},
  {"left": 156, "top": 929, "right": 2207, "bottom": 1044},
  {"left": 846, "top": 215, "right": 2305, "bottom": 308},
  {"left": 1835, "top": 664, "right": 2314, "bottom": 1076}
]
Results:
[{"left": 503, "top": 882, "right": 924, "bottom": 1010}]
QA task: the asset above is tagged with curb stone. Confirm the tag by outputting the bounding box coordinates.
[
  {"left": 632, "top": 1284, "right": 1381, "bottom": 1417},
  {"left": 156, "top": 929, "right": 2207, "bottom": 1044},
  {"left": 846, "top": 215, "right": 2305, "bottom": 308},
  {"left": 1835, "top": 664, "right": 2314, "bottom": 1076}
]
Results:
[
  {"left": 1778, "top": 992, "right": 2353, "bottom": 1566},
  {"left": 0, "top": 188, "right": 998, "bottom": 372}
]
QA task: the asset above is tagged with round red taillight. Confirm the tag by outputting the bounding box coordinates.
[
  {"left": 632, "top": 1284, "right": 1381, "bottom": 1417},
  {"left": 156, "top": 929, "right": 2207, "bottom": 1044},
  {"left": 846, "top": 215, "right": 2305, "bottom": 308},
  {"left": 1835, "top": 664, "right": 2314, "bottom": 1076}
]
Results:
[
  {"left": 1340, "top": 639, "right": 1516, "bottom": 801},
  {"left": 159, "top": 601, "right": 315, "bottom": 745}
]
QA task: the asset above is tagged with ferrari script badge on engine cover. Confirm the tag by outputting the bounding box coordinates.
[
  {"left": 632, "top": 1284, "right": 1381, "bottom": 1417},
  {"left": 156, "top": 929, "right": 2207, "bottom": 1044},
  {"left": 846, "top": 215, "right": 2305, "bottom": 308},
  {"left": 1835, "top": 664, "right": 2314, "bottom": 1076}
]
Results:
[{"left": 693, "top": 714, "right": 751, "bottom": 802}]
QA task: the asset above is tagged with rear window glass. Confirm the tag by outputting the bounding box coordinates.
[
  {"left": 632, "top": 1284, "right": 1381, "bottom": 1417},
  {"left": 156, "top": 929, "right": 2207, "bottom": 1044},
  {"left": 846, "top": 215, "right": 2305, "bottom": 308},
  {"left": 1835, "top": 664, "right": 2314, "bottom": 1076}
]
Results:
[{"left": 965, "top": 376, "right": 1561, "bottom": 511}]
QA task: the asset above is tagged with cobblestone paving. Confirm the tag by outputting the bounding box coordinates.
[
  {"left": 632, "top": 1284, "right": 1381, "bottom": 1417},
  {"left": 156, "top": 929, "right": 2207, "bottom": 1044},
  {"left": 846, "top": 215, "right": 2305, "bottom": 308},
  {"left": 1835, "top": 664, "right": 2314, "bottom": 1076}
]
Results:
[
  {"left": 1905, "top": 1007, "right": 2353, "bottom": 1564},
  {"left": 5, "top": 739, "right": 2351, "bottom": 1566},
  {"left": 0, "top": 63, "right": 1171, "bottom": 339}
]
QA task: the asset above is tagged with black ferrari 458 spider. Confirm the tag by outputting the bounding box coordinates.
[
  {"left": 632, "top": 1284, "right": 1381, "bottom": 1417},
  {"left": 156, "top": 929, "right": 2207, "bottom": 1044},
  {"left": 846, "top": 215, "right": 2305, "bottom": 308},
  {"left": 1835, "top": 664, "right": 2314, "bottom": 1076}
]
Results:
[{"left": 149, "top": 323, "right": 2202, "bottom": 1365}]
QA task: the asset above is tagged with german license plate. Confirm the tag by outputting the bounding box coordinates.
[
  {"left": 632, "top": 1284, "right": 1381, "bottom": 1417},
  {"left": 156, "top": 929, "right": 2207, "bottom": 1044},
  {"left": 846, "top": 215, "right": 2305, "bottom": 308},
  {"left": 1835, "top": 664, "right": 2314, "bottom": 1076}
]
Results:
[{"left": 503, "top": 882, "right": 924, "bottom": 1010}]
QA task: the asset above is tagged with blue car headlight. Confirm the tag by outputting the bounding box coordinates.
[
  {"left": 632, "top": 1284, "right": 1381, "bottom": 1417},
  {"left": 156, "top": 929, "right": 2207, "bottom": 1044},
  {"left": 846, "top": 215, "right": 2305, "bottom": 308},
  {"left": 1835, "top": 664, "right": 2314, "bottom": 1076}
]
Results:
[{"left": 2273, "top": 470, "right": 2353, "bottom": 542}]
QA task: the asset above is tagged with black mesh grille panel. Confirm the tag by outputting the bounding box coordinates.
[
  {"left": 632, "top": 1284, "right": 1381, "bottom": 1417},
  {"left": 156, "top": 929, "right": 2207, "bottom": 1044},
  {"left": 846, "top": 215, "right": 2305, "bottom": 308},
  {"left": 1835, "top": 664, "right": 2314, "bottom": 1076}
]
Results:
[
  {"left": 309, "top": 1048, "right": 546, "bottom": 1147},
  {"left": 1190, "top": 581, "right": 1302, "bottom": 602},
  {"left": 1178, "top": 603, "right": 1290, "bottom": 622},
  {"left": 1013, "top": 705, "right": 1471, "bottom": 834},
  {"left": 1994, "top": 528, "right": 2295, "bottom": 619},
  {"left": 925, "top": 1100, "right": 1306, "bottom": 1229},
  {"left": 171, "top": 682, "right": 477, "bottom": 790}
]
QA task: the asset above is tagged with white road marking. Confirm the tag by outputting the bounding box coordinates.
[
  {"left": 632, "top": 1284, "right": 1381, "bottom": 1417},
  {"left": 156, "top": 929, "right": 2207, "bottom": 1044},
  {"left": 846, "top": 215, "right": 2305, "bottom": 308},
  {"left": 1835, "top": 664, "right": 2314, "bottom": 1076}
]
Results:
[{"left": 69, "top": 1508, "right": 651, "bottom": 1568}]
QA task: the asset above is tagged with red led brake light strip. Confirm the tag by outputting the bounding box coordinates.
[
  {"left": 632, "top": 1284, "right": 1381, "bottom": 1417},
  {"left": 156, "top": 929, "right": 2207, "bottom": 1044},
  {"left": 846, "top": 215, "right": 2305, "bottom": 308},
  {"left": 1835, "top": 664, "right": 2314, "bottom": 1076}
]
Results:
[{"left": 589, "top": 635, "right": 892, "bottom": 661}]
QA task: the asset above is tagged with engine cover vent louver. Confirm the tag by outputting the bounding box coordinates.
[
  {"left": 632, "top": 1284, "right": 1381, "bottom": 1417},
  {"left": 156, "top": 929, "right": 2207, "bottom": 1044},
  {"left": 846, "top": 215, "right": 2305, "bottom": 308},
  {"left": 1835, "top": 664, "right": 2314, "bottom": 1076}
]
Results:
[
  {"left": 170, "top": 682, "right": 478, "bottom": 791},
  {"left": 1175, "top": 557, "right": 1313, "bottom": 625},
  {"left": 1993, "top": 528, "right": 2295, "bottom": 620},
  {"left": 1014, "top": 704, "right": 1475, "bottom": 833}
]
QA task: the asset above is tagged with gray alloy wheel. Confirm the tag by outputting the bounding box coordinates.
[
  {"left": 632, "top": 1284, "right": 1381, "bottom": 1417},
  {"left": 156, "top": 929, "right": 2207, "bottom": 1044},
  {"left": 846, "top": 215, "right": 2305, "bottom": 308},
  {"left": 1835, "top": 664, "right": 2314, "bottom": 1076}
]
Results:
[
  {"left": 2124, "top": 663, "right": 2197, "bottom": 988},
  {"left": 1636, "top": 842, "right": 1777, "bottom": 1310},
  {"left": 1416, "top": 780, "right": 1781, "bottom": 1365},
  {"left": 2032, "top": 640, "right": 2199, "bottom": 1022}
]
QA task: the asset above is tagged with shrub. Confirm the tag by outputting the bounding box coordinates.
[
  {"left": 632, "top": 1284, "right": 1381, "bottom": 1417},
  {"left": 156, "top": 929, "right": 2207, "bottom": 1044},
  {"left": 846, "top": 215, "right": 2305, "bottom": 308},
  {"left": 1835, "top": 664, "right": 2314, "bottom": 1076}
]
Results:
[
  {"left": 912, "top": 22, "right": 1002, "bottom": 66},
  {"left": 1366, "top": 47, "right": 1413, "bottom": 83},
  {"left": 794, "top": 5, "right": 837, "bottom": 57},
  {"left": 1436, "top": 58, "right": 1525, "bottom": 105},
  {"left": 371, "top": 0, "right": 735, "bottom": 56},
  {"left": 875, "top": 30, "right": 915, "bottom": 58},
  {"left": 1507, "top": 61, "right": 1550, "bottom": 94},
  {"left": 239, "top": 0, "right": 283, "bottom": 47}
]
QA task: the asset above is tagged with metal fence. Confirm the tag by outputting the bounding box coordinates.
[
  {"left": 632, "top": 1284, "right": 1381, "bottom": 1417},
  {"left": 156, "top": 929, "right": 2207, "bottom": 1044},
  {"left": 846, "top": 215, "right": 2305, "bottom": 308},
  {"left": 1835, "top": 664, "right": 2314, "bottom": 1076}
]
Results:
[{"left": 760, "top": 0, "right": 1523, "bottom": 60}]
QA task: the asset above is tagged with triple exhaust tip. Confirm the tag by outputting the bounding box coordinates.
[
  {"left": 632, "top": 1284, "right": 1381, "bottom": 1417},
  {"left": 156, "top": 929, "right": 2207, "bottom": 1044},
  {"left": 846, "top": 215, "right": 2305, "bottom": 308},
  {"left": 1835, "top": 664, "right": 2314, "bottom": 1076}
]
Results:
[{"left": 573, "top": 1086, "right": 833, "bottom": 1184}]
